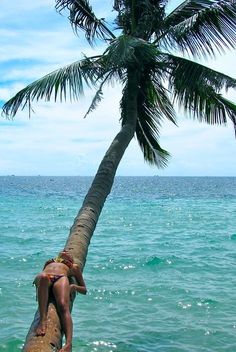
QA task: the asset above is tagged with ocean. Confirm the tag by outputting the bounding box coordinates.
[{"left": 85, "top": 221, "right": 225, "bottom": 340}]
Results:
[{"left": 0, "top": 176, "right": 235, "bottom": 352}]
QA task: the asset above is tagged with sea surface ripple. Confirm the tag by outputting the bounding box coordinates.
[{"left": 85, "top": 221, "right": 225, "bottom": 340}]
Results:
[{"left": 0, "top": 176, "right": 235, "bottom": 351}]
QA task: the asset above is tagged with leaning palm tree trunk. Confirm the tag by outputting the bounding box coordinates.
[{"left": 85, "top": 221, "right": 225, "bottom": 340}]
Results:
[{"left": 23, "top": 73, "right": 138, "bottom": 352}]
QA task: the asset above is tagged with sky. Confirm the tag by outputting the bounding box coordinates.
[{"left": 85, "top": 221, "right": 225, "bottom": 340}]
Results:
[{"left": 0, "top": 0, "right": 236, "bottom": 176}]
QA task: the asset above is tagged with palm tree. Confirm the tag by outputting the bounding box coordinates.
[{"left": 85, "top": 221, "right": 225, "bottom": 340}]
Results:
[{"left": 3, "top": 0, "right": 236, "bottom": 350}]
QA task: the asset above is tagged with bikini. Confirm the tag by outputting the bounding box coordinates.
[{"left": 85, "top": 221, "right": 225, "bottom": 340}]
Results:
[
  {"left": 33, "top": 256, "right": 73, "bottom": 290},
  {"left": 46, "top": 274, "right": 65, "bottom": 284},
  {"left": 43, "top": 257, "right": 73, "bottom": 270},
  {"left": 42, "top": 257, "right": 73, "bottom": 284}
]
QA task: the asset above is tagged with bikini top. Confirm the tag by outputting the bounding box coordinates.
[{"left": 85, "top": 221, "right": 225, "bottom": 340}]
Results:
[{"left": 44, "top": 257, "right": 73, "bottom": 270}]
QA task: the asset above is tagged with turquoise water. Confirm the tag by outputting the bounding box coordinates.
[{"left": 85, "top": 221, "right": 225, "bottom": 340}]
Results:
[{"left": 0, "top": 176, "right": 236, "bottom": 352}]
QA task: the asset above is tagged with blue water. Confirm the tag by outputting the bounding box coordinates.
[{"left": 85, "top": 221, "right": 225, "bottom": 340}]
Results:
[{"left": 0, "top": 176, "right": 236, "bottom": 351}]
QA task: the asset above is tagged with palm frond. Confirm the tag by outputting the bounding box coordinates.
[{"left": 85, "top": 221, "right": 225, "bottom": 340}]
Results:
[
  {"left": 136, "top": 117, "right": 170, "bottom": 167},
  {"left": 165, "top": 54, "right": 236, "bottom": 128},
  {"left": 165, "top": 53, "right": 236, "bottom": 92},
  {"left": 104, "top": 35, "right": 138, "bottom": 67},
  {"left": 165, "top": 0, "right": 214, "bottom": 27},
  {"left": 114, "top": 0, "right": 167, "bottom": 39},
  {"left": 83, "top": 85, "right": 103, "bottom": 119},
  {"left": 160, "top": 0, "right": 236, "bottom": 58},
  {"left": 136, "top": 74, "right": 173, "bottom": 167},
  {"left": 83, "top": 73, "right": 113, "bottom": 118},
  {"left": 170, "top": 68, "right": 236, "bottom": 128},
  {"left": 104, "top": 35, "right": 158, "bottom": 69},
  {"left": 151, "top": 76, "right": 177, "bottom": 125},
  {"left": 120, "top": 71, "right": 173, "bottom": 167},
  {"left": 56, "top": 0, "right": 115, "bottom": 44},
  {"left": 216, "top": 95, "right": 236, "bottom": 135},
  {"left": 2, "top": 57, "right": 104, "bottom": 118}
]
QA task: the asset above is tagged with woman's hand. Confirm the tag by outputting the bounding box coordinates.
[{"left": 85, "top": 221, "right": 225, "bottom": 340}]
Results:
[
  {"left": 70, "top": 283, "right": 87, "bottom": 296},
  {"left": 70, "top": 284, "right": 77, "bottom": 295}
]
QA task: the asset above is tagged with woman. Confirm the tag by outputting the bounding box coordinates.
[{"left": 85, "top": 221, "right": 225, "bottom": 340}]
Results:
[{"left": 33, "top": 249, "right": 87, "bottom": 352}]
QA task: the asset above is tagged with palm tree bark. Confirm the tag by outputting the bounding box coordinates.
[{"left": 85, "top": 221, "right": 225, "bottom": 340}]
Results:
[{"left": 23, "top": 70, "right": 138, "bottom": 351}]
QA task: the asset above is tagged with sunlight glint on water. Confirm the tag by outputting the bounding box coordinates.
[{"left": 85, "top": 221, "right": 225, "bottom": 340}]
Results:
[{"left": 0, "top": 176, "right": 235, "bottom": 351}]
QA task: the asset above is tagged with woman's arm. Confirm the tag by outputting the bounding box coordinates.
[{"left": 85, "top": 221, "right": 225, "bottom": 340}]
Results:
[{"left": 70, "top": 264, "right": 87, "bottom": 295}]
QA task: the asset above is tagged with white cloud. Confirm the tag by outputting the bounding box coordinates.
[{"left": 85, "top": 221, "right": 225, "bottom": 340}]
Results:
[
  {"left": 0, "top": 84, "right": 124, "bottom": 175},
  {"left": 0, "top": 0, "right": 236, "bottom": 176}
]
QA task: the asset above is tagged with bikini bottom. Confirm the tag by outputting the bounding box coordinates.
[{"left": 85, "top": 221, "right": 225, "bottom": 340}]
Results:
[
  {"left": 33, "top": 274, "right": 65, "bottom": 300},
  {"left": 46, "top": 274, "right": 65, "bottom": 285}
]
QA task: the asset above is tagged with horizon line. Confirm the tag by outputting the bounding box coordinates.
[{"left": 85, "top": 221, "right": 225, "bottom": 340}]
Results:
[{"left": 0, "top": 175, "right": 235, "bottom": 178}]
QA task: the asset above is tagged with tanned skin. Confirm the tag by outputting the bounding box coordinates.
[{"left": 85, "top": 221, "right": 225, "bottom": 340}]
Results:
[{"left": 33, "top": 250, "right": 87, "bottom": 352}]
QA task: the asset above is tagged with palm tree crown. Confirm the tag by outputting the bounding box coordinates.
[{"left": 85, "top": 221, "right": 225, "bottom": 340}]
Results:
[{"left": 3, "top": 0, "right": 236, "bottom": 167}]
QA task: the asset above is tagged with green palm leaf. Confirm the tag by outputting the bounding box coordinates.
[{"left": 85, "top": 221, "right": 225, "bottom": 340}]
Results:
[
  {"left": 165, "top": 53, "right": 236, "bottom": 92},
  {"left": 2, "top": 57, "right": 104, "bottom": 117},
  {"left": 104, "top": 35, "right": 159, "bottom": 69},
  {"left": 165, "top": 0, "right": 216, "bottom": 27},
  {"left": 83, "top": 72, "right": 115, "bottom": 118},
  {"left": 114, "top": 0, "right": 167, "bottom": 39},
  {"left": 150, "top": 75, "right": 177, "bottom": 126},
  {"left": 166, "top": 56, "right": 236, "bottom": 130},
  {"left": 56, "top": 0, "right": 115, "bottom": 44},
  {"left": 136, "top": 74, "right": 173, "bottom": 167},
  {"left": 135, "top": 90, "right": 171, "bottom": 167},
  {"left": 120, "top": 70, "right": 173, "bottom": 167},
  {"left": 83, "top": 86, "right": 104, "bottom": 119},
  {"left": 104, "top": 35, "right": 139, "bottom": 67},
  {"left": 161, "top": 0, "right": 236, "bottom": 58},
  {"left": 136, "top": 118, "right": 170, "bottom": 167},
  {"left": 214, "top": 95, "right": 236, "bottom": 135}
]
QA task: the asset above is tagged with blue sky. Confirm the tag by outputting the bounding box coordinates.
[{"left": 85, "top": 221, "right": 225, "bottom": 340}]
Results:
[{"left": 0, "top": 0, "right": 235, "bottom": 176}]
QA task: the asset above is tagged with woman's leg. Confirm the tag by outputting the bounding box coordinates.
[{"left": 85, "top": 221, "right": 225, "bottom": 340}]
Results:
[
  {"left": 53, "top": 277, "right": 72, "bottom": 352},
  {"left": 35, "top": 273, "right": 51, "bottom": 336}
]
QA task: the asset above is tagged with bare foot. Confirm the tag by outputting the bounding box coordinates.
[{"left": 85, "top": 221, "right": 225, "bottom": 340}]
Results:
[
  {"left": 59, "top": 343, "right": 72, "bottom": 352},
  {"left": 35, "top": 319, "right": 47, "bottom": 336}
]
